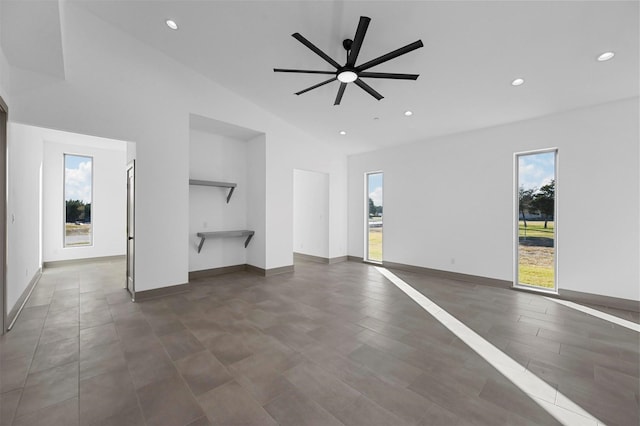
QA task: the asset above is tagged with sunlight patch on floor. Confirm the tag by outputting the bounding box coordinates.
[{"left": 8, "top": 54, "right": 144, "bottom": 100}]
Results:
[{"left": 375, "top": 266, "right": 605, "bottom": 426}]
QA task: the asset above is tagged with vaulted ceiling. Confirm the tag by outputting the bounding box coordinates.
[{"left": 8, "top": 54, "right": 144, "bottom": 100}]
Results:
[{"left": 3, "top": 1, "right": 639, "bottom": 152}]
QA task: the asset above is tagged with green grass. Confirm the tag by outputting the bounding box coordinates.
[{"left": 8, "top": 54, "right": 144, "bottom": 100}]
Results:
[
  {"left": 518, "top": 264, "right": 554, "bottom": 288},
  {"left": 368, "top": 228, "right": 382, "bottom": 262},
  {"left": 519, "top": 220, "right": 554, "bottom": 239},
  {"left": 518, "top": 220, "right": 555, "bottom": 288},
  {"left": 365, "top": 221, "right": 553, "bottom": 287}
]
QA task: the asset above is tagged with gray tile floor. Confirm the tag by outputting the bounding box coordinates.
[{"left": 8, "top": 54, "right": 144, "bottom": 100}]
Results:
[{"left": 1, "top": 258, "right": 638, "bottom": 425}]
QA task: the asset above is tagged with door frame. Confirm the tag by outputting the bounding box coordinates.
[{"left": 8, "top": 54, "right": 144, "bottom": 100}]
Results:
[
  {"left": 126, "top": 160, "right": 135, "bottom": 301},
  {"left": 513, "top": 148, "right": 558, "bottom": 293},
  {"left": 0, "top": 95, "right": 7, "bottom": 334},
  {"left": 364, "top": 171, "right": 383, "bottom": 264}
]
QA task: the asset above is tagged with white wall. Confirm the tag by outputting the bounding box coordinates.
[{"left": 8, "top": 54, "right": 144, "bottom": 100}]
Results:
[
  {"left": 293, "top": 169, "right": 330, "bottom": 259},
  {"left": 348, "top": 98, "right": 639, "bottom": 301},
  {"left": 0, "top": 4, "right": 10, "bottom": 106},
  {"left": 266, "top": 137, "right": 348, "bottom": 268},
  {"left": 189, "top": 131, "right": 249, "bottom": 271},
  {"left": 42, "top": 135, "right": 127, "bottom": 262},
  {"left": 7, "top": 2, "right": 349, "bottom": 290},
  {"left": 6, "top": 123, "right": 43, "bottom": 312},
  {"left": 246, "top": 134, "right": 267, "bottom": 269}
]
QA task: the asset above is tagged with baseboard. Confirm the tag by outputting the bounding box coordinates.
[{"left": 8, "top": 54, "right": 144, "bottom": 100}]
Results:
[
  {"left": 246, "top": 264, "right": 295, "bottom": 277},
  {"left": 294, "top": 252, "right": 329, "bottom": 264},
  {"left": 7, "top": 268, "right": 42, "bottom": 329},
  {"left": 135, "top": 282, "right": 190, "bottom": 302},
  {"left": 44, "top": 255, "right": 125, "bottom": 268},
  {"left": 189, "top": 264, "right": 247, "bottom": 280},
  {"left": 382, "top": 261, "right": 512, "bottom": 289},
  {"left": 558, "top": 289, "right": 640, "bottom": 313},
  {"left": 380, "top": 260, "right": 638, "bottom": 313},
  {"left": 294, "top": 253, "right": 349, "bottom": 265},
  {"left": 347, "top": 256, "right": 364, "bottom": 263}
]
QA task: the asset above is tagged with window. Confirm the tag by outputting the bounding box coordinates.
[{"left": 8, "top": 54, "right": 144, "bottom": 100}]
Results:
[
  {"left": 366, "top": 172, "right": 383, "bottom": 262},
  {"left": 516, "top": 150, "right": 556, "bottom": 290},
  {"left": 64, "top": 154, "right": 93, "bottom": 247}
]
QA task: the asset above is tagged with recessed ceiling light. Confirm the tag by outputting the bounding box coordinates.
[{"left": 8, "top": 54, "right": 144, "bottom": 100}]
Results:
[
  {"left": 339, "top": 131, "right": 347, "bottom": 135},
  {"left": 511, "top": 78, "right": 525, "bottom": 86},
  {"left": 165, "top": 19, "right": 178, "bottom": 30},
  {"left": 597, "top": 51, "right": 615, "bottom": 62},
  {"left": 404, "top": 110, "right": 413, "bottom": 116}
]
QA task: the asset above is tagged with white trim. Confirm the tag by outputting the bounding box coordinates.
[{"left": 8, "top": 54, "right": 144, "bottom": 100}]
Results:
[
  {"left": 514, "top": 148, "right": 558, "bottom": 292},
  {"left": 63, "top": 153, "right": 94, "bottom": 248},
  {"left": 364, "top": 170, "right": 383, "bottom": 263}
]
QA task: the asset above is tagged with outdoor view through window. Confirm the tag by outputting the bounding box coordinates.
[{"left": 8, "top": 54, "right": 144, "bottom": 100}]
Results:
[
  {"left": 64, "top": 154, "right": 93, "bottom": 247},
  {"left": 367, "top": 172, "right": 383, "bottom": 262},
  {"left": 517, "top": 151, "right": 556, "bottom": 289}
]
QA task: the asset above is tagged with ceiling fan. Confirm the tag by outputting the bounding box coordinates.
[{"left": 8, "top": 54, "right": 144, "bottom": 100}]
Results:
[{"left": 274, "top": 16, "right": 423, "bottom": 105}]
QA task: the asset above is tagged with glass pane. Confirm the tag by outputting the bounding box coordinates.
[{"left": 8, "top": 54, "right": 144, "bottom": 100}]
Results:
[
  {"left": 367, "top": 172, "right": 383, "bottom": 262},
  {"left": 517, "top": 151, "right": 555, "bottom": 288},
  {"left": 64, "top": 154, "right": 93, "bottom": 247}
]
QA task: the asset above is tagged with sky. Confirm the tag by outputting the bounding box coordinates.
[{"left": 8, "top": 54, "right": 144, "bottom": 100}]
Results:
[
  {"left": 519, "top": 152, "right": 555, "bottom": 191},
  {"left": 368, "top": 172, "right": 383, "bottom": 206},
  {"left": 65, "top": 154, "right": 92, "bottom": 203}
]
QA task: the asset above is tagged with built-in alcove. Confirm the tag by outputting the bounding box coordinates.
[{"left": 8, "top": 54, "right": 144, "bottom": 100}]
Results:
[{"left": 188, "top": 114, "right": 264, "bottom": 274}]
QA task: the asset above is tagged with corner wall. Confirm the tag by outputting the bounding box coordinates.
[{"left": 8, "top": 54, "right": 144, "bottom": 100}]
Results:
[
  {"left": 348, "top": 98, "right": 640, "bottom": 301},
  {"left": 6, "top": 123, "right": 43, "bottom": 312}
]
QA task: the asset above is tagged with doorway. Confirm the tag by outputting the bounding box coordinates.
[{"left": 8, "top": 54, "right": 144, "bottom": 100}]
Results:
[
  {"left": 515, "top": 149, "right": 557, "bottom": 291},
  {"left": 0, "top": 96, "right": 7, "bottom": 333},
  {"left": 365, "top": 172, "right": 383, "bottom": 263},
  {"left": 292, "top": 169, "right": 330, "bottom": 262},
  {"left": 126, "top": 161, "right": 135, "bottom": 301}
]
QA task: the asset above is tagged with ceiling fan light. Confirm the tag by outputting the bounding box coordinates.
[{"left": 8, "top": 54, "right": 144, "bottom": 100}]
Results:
[{"left": 337, "top": 71, "right": 358, "bottom": 83}]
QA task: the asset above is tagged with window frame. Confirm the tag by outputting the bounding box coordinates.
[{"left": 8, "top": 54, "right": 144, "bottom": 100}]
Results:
[{"left": 63, "top": 153, "right": 94, "bottom": 248}]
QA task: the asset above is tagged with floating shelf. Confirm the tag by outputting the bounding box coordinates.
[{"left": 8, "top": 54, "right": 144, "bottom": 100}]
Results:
[
  {"left": 189, "top": 179, "right": 237, "bottom": 203},
  {"left": 196, "top": 230, "right": 255, "bottom": 253}
]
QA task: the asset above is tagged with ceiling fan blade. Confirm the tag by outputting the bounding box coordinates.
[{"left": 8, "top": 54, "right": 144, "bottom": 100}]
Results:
[
  {"left": 295, "top": 77, "right": 337, "bottom": 96},
  {"left": 292, "top": 33, "right": 342, "bottom": 69},
  {"left": 334, "top": 83, "right": 347, "bottom": 105},
  {"left": 274, "top": 68, "right": 336, "bottom": 75},
  {"left": 347, "top": 16, "right": 371, "bottom": 67},
  {"left": 355, "top": 79, "right": 383, "bottom": 101},
  {"left": 358, "top": 72, "right": 419, "bottom": 80},
  {"left": 357, "top": 40, "right": 424, "bottom": 72}
]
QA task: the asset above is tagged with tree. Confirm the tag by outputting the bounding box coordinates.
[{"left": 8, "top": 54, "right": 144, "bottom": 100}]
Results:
[
  {"left": 518, "top": 187, "right": 536, "bottom": 227},
  {"left": 66, "top": 199, "right": 84, "bottom": 223},
  {"left": 532, "top": 180, "right": 554, "bottom": 228},
  {"left": 84, "top": 203, "right": 91, "bottom": 223},
  {"left": 369, "top": 198, "right": 376, "bottom": 217}
]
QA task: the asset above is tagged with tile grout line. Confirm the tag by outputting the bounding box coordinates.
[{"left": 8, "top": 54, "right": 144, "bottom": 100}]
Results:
[
  {"left": 9, "top": 274, "right": 52, "bottom": 426},
  {"left": 543, "top": 297, "right": 640, "bottom": 332},
  {"left": 375, "top": 266, "right": 606, "bottom": 426}
]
